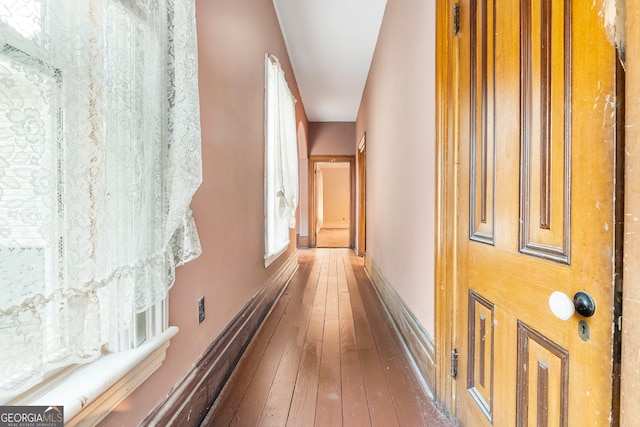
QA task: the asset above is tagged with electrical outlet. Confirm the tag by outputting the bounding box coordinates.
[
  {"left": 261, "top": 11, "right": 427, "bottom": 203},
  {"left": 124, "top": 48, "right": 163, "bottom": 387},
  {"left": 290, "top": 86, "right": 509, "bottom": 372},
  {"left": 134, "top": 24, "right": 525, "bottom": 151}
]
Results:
[{"left": 197, "top": 296, "right": 205, "bottom": 324}]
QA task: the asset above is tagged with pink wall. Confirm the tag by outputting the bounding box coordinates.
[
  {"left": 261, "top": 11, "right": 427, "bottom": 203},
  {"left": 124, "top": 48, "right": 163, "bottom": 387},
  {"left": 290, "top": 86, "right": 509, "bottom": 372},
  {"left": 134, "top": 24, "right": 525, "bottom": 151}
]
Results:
[
  {"left": 100, "top": 0, "right": 307, "bottom": 425},
  {"left": 308, "top": 122, "right": 356, "bottom": 156},
  {"left": 356, "top": 0, "right": 436, "bottom": 335}
]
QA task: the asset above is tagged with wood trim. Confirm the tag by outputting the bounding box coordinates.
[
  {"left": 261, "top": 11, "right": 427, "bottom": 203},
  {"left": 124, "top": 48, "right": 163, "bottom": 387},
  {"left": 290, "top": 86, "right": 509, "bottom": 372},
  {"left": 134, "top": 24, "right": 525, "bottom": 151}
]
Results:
[
  {"left": 469, "top": 0, "right": 495, "bottom": 245},
  {"left": 537, "top": 362, "right": 549, "bottom": 427},
  {"left": 470, "top": 0, "right": 478, "bottom": 218},
  {"left": 308, "top": 159, "right": 315, "bottom": 247},
  {"left": 140, "top": 251, "right": 299, "bottom": 427},
  {"left": 308, "top": 156, "right": 356, "bottom": 249},
  {"left": 539, "top": 0, "right": 552, "bottom": 230},
  {"left": 622, "top": 3, "right": 639, "bottom": 423},
  {"left": 480, "top": 0, "right": 488, "bottom": 224},
  {"left": 434, "top": 0, "right": 457, "bottom": 418},
  {"left": 613, "top": 34, "right": 626, "bottom": 425},
  {"left": 364, "top": 255, "right": 436, "bottom": 395},
  {"left": 297, "top": 235, "right": 310, "bottom": 248},
  {"left": 519, "top": 0, "right": 572, "bottom": 264},
  {"left": 357, "top": 134, "right": 366, "bottom": 256},
  {"left": 467, "top": 290, "right": 494, "bottom": 421},
  {"left": 516, "top": 321, "right": 568, "bottom": 427},
  {"left": 479, "top": 316, "right": 486, "bottom": 386}
]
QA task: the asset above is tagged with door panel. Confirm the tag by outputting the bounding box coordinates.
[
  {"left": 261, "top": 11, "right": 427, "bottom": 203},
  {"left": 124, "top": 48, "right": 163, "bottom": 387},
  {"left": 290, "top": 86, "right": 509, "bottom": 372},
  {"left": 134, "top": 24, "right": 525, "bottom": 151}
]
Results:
[
  {"left": 468, "top": 0, "right": 496, "bottom": 246},
  {"left": 518, "top": 0, "right": 571, "bottom": 264},
  {"left": 455, "top": 0, "right": 618, "bottom": 425},
  {"left": 516, "top": 321, "right": 569, "bottom": 426},
  {"left": 467, "top": 291, "right": 495, "bottom": 419}
]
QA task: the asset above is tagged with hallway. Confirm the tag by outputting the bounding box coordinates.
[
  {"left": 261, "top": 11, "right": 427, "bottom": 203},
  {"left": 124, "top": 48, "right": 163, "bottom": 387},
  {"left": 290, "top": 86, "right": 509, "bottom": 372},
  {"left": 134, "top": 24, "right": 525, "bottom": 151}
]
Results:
[{"left": 202, "top": 249, "right": 452, "bottom": 426}]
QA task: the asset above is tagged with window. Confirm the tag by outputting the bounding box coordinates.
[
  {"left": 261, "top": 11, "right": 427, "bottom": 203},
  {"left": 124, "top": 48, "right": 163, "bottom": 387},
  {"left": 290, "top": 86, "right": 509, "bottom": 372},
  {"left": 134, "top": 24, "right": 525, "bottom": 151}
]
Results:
[
  {"left": 0, "top": 0, "right": 202, "bottom": 410},
  {"left": 264, "top": 55, "right": 298, "bottom": 266}
]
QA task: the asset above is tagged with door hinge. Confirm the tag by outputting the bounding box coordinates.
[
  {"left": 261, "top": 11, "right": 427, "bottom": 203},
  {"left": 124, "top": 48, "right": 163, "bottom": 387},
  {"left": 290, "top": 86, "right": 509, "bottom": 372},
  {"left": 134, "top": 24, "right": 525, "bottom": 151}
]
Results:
[
  {"left": 451, "top": 348, "right": 459, "bottom": 378},
  {"left": 453, "top": 3, "right": 461, "bottom": 36}
]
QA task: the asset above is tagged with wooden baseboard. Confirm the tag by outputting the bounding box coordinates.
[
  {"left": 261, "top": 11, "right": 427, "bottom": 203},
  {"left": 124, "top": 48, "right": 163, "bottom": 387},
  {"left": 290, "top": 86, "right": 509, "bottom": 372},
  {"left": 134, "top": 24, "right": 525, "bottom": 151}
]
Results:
[
  {"left": 364, "top": 255, "right": 436, "bottom": 396},
  {"left": 297, "top": 235, "right": 309, "bottom": 248},
  {"left": 141, "top": 251, "right": 298, "bottom": 427}
]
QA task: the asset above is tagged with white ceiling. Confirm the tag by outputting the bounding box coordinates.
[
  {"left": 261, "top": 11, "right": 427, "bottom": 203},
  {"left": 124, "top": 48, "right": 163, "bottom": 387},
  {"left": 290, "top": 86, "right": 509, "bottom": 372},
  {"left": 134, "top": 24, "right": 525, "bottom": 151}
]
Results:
[{"left": 272, "top": 0, "right": 388, "bottom": 122}]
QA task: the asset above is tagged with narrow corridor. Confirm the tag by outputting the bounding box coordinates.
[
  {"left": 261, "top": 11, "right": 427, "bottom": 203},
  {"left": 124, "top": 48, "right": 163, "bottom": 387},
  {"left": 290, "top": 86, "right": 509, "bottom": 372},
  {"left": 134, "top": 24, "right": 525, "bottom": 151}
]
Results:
[{"left": 202, "top": 249, "right": 452, "bottom": 426}]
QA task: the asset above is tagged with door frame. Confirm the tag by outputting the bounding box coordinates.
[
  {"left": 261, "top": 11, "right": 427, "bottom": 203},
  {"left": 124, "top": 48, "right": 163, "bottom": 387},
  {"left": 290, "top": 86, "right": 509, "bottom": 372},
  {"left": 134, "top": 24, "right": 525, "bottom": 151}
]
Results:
[
  {"left": 434, "top": 0, "right": 458, "bottom": 418},
  {"left": 308, "top": 155, "right": 356, "bottom": 248},
  {"left": 622, "top": 2, "right": 640, "bottom": 424},
  {"left": 357, "top": 133, "right": 366, "bottom": 256}
]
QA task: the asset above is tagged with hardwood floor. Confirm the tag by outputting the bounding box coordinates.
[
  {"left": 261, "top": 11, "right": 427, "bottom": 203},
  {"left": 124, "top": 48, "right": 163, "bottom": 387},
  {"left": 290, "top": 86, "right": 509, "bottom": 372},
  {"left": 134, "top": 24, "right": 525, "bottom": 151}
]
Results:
[
  {"left": 202, "top": 249, "right": 452, "bottom": 427},
  {"left": 316, "top": 228, "right": 350, "bottom": 248}
]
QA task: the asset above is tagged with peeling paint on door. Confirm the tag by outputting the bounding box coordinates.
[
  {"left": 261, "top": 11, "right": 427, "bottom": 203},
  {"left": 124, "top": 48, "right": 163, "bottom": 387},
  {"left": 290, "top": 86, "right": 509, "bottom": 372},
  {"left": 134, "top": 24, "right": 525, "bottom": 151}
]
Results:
[{"left": 601, "top": 0, "right": 626, "bottom": 67}]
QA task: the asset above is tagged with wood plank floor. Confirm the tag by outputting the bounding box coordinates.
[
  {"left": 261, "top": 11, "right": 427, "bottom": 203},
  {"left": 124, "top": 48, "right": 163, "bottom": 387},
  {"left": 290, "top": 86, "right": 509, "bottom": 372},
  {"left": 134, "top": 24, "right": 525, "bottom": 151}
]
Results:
[
  {"left": 202, "top": 248, "right": 452, "bottom": 427},
  {"left": 316, "top": 228, "right": 350, "bottom": 248}
]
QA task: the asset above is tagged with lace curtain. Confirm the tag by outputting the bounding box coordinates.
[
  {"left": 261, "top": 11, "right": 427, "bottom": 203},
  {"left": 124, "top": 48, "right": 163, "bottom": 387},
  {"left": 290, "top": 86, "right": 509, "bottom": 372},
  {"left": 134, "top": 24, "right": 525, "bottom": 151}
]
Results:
[
  {"left": 265, "top": 55, "right": 298, "bottom": 258},
  {"left": 0, "top": 0, "right": 202, "bottom": 398}
]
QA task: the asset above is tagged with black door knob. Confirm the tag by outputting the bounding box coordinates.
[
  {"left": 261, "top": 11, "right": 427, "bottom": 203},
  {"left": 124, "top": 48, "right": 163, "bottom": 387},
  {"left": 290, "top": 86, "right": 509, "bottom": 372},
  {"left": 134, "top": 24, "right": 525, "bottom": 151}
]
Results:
[{"left": 573, "top": 291, "right": 596, "bottom": 317}]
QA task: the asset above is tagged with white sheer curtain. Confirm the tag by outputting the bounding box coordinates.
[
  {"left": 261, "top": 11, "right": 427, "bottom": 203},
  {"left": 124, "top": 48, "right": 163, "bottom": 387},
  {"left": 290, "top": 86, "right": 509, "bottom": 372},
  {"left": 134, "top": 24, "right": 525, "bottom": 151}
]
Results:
[
  {"left": 264, "top": 55, "right": 298, "bottom": 260},
  {"left": 0, "top": 0, "right": 202, "bottom": 398}
]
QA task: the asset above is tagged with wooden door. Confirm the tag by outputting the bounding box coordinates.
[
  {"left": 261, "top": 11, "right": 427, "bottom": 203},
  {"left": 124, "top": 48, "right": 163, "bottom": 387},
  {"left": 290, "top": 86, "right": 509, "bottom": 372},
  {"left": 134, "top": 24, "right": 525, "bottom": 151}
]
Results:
[{"left": 455, "top": 0, "right": 620, "bottom": 425}]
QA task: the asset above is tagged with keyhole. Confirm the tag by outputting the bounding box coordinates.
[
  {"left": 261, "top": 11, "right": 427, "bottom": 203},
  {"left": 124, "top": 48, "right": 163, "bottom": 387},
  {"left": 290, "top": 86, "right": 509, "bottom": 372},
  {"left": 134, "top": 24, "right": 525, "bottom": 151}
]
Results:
[{"left": 578, "top": 320, "right": 590, "bottom": 341}]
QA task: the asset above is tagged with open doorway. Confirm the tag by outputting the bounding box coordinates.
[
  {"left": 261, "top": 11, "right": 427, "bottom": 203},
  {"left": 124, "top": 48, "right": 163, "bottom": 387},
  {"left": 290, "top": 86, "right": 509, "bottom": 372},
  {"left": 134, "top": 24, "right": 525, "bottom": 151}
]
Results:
[{"left": 309, "top": 156, "right": 355, "bottom": 248}]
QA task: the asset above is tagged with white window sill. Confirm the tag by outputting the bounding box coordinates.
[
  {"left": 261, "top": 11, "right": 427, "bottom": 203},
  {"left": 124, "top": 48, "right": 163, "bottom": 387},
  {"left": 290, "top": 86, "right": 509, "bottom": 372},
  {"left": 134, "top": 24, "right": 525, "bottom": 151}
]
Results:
[
  {"left": 264, "top": 243, "right": 289, "bottom": 268},
  {"left": 20, "top": 326, "right": 178, "bottom": 426}
]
